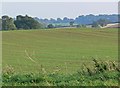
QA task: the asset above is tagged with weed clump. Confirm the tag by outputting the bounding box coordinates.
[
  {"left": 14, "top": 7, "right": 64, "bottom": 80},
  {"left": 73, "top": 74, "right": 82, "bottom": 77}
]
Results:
[{"left": 2, "top": 59, "right": 119, "bottom": 86}]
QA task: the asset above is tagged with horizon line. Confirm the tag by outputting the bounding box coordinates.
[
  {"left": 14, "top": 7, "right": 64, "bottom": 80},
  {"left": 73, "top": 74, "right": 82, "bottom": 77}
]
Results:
[{"left": 1, "top": 13, "right": 119, "bottom": 19}]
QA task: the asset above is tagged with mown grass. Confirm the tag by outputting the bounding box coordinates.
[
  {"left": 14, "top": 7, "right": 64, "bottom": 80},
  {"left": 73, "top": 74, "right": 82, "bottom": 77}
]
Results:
[{"left": 2, "top": 28, "right": 118, "bottom": 73}]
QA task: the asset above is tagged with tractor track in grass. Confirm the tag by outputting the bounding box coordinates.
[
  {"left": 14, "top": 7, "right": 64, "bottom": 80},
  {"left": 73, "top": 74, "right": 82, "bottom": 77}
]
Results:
[{"left": 2, "top": 28, "right": 118, "bottom": 73}]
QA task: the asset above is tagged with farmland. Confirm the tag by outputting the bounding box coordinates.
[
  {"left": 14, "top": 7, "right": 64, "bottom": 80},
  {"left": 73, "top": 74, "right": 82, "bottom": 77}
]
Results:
[
  {"left": 2, "top": 28, "right": 119, "bottom": 86},
  {"left": 2, "top": 28, "right": 118, "bottom": 74}
]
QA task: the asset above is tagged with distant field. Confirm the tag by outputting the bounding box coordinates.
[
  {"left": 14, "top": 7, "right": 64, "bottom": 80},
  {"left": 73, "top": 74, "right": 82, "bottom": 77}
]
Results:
[{"left": 2, "top": 28, "right": 118, "bottom": 73}]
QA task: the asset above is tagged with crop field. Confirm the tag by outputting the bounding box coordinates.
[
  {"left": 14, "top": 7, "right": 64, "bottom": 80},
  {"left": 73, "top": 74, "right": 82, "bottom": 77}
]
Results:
[{"left": 2, "top": 28, "right": 118, "bottom": 74}]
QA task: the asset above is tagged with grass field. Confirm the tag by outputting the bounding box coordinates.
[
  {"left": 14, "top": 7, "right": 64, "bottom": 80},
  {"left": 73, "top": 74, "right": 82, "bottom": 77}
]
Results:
[{"left": 2, "top": 28, "right": 118, "bottom": 74}]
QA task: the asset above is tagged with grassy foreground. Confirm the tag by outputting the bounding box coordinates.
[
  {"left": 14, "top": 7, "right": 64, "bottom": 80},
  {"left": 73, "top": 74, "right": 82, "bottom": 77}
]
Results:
[
  {"left": 2, "top": 59, "right": 119, "bottom": 86},
  {"left": 2, "top": 28, "right": 119, "bottom": 86},
  {"left": 2, "top": 28, "right": 118, "bottom": 73}
]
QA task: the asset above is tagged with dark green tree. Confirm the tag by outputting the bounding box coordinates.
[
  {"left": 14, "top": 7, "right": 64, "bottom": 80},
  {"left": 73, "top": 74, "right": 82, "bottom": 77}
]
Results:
[
  {"left": 47, "top": 24, "right": 54, "bottom": 28},
  {"left": 14, "top": 15, "right": 43, "bottom": 29},
  {"left": 77, "top": 24, "right": 86, "bottom": 28},
  {"left": 69, "top": 21, "right": 74, "bottom": 27},
  {"left": 97, "top": 19, "right": 110, "bottom": 27},
  {"left": 2, "top": 15, "right": 17, "bottom": 30},
  {"left": 0, "top": 18, "right": 2, "bottom": 30},
  {"left": 92, "top": 19, "right": 110, "bottom": 28},
  {"left": 92, "top": 21, "right": 100, "bottom": 28}
]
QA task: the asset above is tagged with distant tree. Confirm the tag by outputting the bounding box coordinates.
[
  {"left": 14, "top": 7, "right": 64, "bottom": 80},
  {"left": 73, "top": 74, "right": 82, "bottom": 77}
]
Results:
[
  {"left": 0, "top": 19, "right": 2, "bottom": 30},
  {"left": 36, "top": 14, "right": 118, "bottom": 25},
  {"left": 43, "top": 18, "right": 49, "bottom": 23},
  {"left": 47, "top": 24, "right": 54, "bottom": 28},
  {"left": 2, "top": 15, "right": 17, "bottom": 30},
  {"left": 57, "top": 18, "right": 62, "bottom": 23},
  {"left": 14, "top": 15, "right": 43, "bottom": 29},
  {"left": 50, "top": 18, "right": 56, "bottom": 23},
  {"left": 76, "top": 24, "right": 81, "bottom": 28},
  {"left": 97, "top": 19, "right": 110, "bottom": 27},
  {"left": 118, "top": 14, "right": 120, "bottom": 23},
  {"left": 34, "top": 17, "right": 46, "bottom": 28},
  {"left": 81, "top": 24, "right": 86, "bottom": 28},
  {"left": 92, "top": 19, "right": 110, "bottom": 28},
  {"left": 92, "top": 21, "right": 100, "bottom": 28},
  {"left": 92, "top": 19, "right": 110, "bottom": 27},
  {"left": 69, "top": 21, "right": 74, "bottom": 27},
  {"left": 63, "top": 17, "right": 69, "bottom": 23},
  {"left": 77, "top": 24, "right": 86, "bottom": 28}
]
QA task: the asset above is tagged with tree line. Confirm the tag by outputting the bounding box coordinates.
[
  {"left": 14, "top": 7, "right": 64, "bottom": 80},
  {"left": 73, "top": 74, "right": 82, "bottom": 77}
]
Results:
[
  {"left": 1, "top": 15, "right": 44, "bottom": 30},
  {"left": 36, "top": 14, "right": 118, "bottom": 24},
  {"left": 1, "top": 14, "right": 114, "bottom": 30}
]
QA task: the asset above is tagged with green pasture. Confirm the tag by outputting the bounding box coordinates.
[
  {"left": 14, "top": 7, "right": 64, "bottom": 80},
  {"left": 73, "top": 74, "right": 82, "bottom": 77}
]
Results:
[{"left": 2, "top": 28, "right": 118, "bottom": 73}]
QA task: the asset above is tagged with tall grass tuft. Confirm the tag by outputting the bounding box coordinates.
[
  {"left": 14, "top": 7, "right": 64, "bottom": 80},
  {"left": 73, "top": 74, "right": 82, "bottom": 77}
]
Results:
[{"left": 2, "top": 59, "right": 119, "bottom": 86}]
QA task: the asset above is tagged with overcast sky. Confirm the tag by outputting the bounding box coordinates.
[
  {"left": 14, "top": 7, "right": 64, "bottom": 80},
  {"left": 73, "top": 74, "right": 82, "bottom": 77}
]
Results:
[
  {"left": 2, "top": 2, "right": 118, "bottom": 19},
  {"left": 1, "top": 0, "right": 119, "bottom": 2}
]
